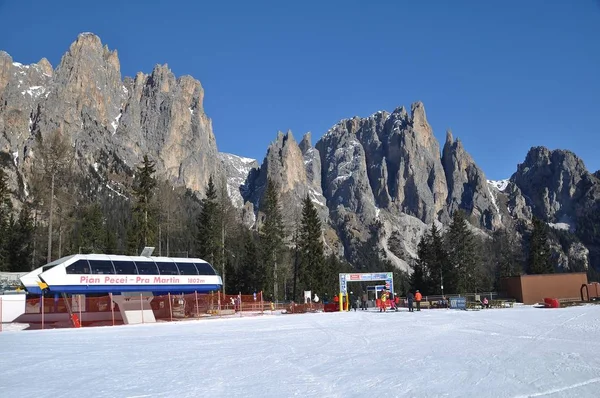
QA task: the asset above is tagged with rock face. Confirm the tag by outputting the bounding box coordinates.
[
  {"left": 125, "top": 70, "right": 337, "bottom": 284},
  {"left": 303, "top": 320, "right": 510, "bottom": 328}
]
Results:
[
  {"left": 442, "top": 130, "right": 504, "bottom": 229},
  {"left": 0, "top": 33, "right": 223, "bottom": 203},
  {"left": 510, "top": 147, "right": 600, "bottom": 224},
  {"left": 0, "top": 52, "right": 53, "bottom": 165},
  {"left": 316, "top": 103, "right": 448, "bottom": 225},
  {"left": 248, "top": 131, "right": 327, "bottom": 223}
]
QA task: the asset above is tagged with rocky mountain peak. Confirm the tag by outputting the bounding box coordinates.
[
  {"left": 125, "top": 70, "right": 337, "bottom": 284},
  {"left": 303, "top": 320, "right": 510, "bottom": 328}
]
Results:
[
  {"left": 1, "top": 33, "right": 222, "bottom": 201},
  {"left": 445, "top": 129, "right": 454, "bottom": 145},
  {"left": 0, "top": 51, "right": 12, "bottom": 93},
  {"left": 392, "top": 105, "right": 408, "bottom": 118},
  {"left": 410, "top": 101, "right": 426, "bottom": 124},
  {"left": 442, "top": 131, "right": 502, "bottom": 229},
  {"left": 37, "top": 58, "right": 53, "bottom": 77},
  {"left": 512, "top": 146, "right": 593, "bottom": 222},
  {"left": 67, "top": 32, "right": 120, "bottom": 72},
  {"left": 299, "top": 132, "right": 312, "bottom": 154}
]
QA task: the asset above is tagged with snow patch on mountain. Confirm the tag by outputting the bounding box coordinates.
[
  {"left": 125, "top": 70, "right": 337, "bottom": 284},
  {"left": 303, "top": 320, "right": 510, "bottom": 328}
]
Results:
[
  {"left": 111, "top": 112, "right": 122, "bottom": 134},
  {"left": 219, "top": 152, "right": 258, "bottom": 208},
  {"left": 21, "top": 86, "right": 46, "bottom": 98},
  {"left": 548, "top": 222, "right": 572, "bottom": 232},
  {"left": 487, "top": 179, "right": 509, "bottom": 191}
]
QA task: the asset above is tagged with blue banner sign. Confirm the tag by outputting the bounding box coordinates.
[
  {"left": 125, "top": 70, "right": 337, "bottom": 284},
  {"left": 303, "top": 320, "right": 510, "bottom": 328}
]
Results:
[{"left": 450, "top": 297, "right": 466, "bottom": 310}]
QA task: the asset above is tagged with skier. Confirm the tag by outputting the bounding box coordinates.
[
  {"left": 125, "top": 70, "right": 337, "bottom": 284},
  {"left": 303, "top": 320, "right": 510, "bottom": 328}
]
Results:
[
  {"left": 407, "top": 291, "right": 414, "bottom": 312},
  {"left": 361, "top": 292, "right": 368, "bottom": 310}
]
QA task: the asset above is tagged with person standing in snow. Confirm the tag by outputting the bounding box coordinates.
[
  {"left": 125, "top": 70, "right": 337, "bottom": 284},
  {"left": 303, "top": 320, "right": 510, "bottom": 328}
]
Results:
[
  {"left": 388, "top": 292, "right": 396, "bottom": 311},
  {"left": 361, "top": 292, "right": 368, "bottom": 310},
  {"left": 407, "top": 291, "right": 414, "bottom": 312},
  {"left": 380, "top": 289, "right": 388, "bottom": 312},
  {"left": 415, "top": 290, "right": 422, "bottom": 311}
]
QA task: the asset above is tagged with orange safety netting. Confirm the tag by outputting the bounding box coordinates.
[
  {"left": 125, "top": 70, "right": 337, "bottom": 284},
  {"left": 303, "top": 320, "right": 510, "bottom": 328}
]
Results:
[{"left": 9, "top": 291, "right": 336, "bottom": 331}]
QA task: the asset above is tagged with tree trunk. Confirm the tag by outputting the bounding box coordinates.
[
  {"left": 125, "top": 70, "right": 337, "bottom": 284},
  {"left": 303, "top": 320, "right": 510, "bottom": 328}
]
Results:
[
  {"left": 166, "top": 210, "right": 170, "bottom": 257},
  {"left": 47, "top": 173, "right": 55, "bottom": 263},
  {"left": 144, "top": 206, "right": 148, "bottom": 247},
  {"left": 274, "top": 253, "right": 278, "bottom": 302},
  {"left": 32, "top": 209, "right": 37, "bottom": 270},
  {"left": 58, "top": 223, "right": 62, "bottom": 259},
  {"left": 222, "top": 222, "right": 226, "bottom": 294}
]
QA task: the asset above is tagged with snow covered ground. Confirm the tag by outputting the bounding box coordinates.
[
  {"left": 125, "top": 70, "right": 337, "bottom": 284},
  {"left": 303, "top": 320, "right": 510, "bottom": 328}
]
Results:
[{"left": 2, "top": 305, "right": 600, "bottom": 397}]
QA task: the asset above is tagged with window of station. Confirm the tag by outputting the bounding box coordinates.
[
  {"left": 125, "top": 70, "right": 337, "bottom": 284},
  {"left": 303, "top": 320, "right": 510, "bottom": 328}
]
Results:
[
  {"left": 156, "top": 261, "right": 179, "bottom": 275},
  {"left": 89, "top": 260, "right": 116, "bottom": 274},
  {"left": 112, "top": 260, "right": 138, "bottom": 275},
  {"left": 135, "top": 261, "right": 159, "bottom": 275},
  {"left": 175, "top": 262, "right": 199, "bottom": 275},
  {"left": 195, "top": 262, "right": 217, "bottom": 275},
  {"left": 66, "top": 259, "right": 91, "bottom": 274}
]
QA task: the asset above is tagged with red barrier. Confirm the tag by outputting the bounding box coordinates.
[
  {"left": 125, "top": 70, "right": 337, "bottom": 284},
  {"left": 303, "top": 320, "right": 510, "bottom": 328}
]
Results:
[
  {"left": 544, "top": 298, "right": 560, "bottom": 308},
  {"left": 70, "top": 314, "right": 81, "bottom": 328}
]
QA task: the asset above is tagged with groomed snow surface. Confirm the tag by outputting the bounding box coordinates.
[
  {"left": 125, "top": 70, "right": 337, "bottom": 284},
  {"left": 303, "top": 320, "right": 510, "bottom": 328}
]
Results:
[{"left": 2, "top": 305, "right": 600, "bottom": 397}]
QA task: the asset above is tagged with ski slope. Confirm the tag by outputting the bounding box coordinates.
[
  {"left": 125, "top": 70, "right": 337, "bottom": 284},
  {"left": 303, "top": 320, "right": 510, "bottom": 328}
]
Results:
[{"left": 1, "top": 305, "right": 600, "bottom": 397}]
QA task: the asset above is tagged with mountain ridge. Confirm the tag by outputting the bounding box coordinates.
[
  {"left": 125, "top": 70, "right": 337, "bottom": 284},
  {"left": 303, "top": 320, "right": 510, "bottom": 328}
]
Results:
[{"left": 1, "top": 33, "right": 598, "bottom": 274}]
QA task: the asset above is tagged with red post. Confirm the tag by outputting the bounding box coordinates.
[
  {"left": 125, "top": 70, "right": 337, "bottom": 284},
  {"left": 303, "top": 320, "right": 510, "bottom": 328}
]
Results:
[
  {"left": 109, "top": 293, "right": 115, "bottom": 326},
  {"left": 218, "top": 291, "right": 221, "bottom": 318},
  {"left": 260, "top": 291, "right": 263, "bottom": 315},
  {"left": 168, "top": 293, "right": 173, "bottom": 322},
  {"left": 79, "top": 295, "right": 83, "bottom": 327},
  {"left": 41, "top": 295, "right": 44, "bottom": 330},
  {"left": 239, "top": 292, "right": 242, "bottom": 318},
  {"left": 140, "top": 293, "right": 144, "bottom": 324},
  {"left": 194, "top": 291, "right": 199, "bottom": 318}
]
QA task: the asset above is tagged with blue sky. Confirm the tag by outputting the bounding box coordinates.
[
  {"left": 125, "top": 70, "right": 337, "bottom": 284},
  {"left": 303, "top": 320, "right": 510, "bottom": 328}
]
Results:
[{"left": 0, "top": 0, "right": 598, "bottom": 180}]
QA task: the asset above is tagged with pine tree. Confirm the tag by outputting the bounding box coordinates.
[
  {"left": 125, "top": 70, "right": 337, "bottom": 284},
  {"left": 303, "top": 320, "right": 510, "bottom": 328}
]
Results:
[
  {"left": 413, "top": 224, "right": 448, "bottom": 295},
  {"left": 259, "top": 178, "right": 285, "bottom": 300},
  {"left": 132, "top": 155, "right": 157, "bottom": 251},
  {"left": 0, "top": 166, "right": 12, "bottom": 271},
  {"left": 528, "top": 217, "right": 553, "bottom": 274},
  {"left": 323, "top": 253, "right": 350, "bottom": 300},
  {"left": 428, "top": 224, "right": 448, "bottom": 294},
  {"left": 445, "top": 210, "right": 478, "bottom": 294},
  {"left": 409, "top": 257, "right": 427, "bottom": 294},
  {"left": 7, "top": 205, "right": 34, "bottom": 272},
  {"left": 196, "top": 176, "right": 220, "bottom": 265},
  {"left": 413, "top": 232, "right": 432, "bottom": 293},
  {"left": 76, "top": 204, "right": 106, "bottom": 253},
  {"left": 34, "top": 129, "right": 73, "bottom": 263},
  {"left": 296, "top": 194, "right": 326, "bottom": 299},
  {"left": 237, "top": 230, "right": 262, "bottom": 294},
  {"left": 493, "top": 228, "right": 523, "bottom": 279}
]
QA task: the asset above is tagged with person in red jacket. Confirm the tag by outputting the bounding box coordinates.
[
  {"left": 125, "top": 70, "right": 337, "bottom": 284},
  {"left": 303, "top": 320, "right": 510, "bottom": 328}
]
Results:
[{"left": 415, "top": 290, "right": 423, "bottom": 311}]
